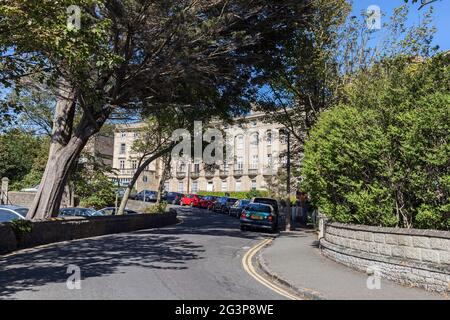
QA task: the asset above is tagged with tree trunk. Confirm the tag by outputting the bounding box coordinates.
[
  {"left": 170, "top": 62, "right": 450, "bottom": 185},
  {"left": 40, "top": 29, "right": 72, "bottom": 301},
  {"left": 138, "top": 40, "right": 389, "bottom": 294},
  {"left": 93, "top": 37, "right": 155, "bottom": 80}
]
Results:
[
  {"left": 156, "top": 154, "right": 172, "bottom": 204},
  {"left": 117, "top": 143, "right": 174, "bottom": 215},
  {"left": 27, "top": 135, "right": 90, "bottom": 219},
  {"left": 26, "top": 84, "right": 101, "bottom": 220}
]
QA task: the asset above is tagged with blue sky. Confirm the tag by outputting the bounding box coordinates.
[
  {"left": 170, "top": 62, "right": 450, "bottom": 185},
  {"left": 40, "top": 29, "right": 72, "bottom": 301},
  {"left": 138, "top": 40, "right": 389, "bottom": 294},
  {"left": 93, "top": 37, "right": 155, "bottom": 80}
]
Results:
[{"left": 351, "top": 0, "right": 450, "bottom": 51}]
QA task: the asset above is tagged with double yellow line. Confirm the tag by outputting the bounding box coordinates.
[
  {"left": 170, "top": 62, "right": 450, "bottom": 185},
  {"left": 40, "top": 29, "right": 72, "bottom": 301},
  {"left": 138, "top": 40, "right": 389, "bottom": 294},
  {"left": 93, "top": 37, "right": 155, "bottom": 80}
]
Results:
[{"left": 242, "top": 238, "right": 301, "bottom": 300}]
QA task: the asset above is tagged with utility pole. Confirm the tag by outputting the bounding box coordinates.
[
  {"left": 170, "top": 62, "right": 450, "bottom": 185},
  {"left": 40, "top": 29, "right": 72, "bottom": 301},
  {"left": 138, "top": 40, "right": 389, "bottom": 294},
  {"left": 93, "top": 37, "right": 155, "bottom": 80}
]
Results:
[{"left": 285, "top": 130, "right": 293, "bottom": 231}]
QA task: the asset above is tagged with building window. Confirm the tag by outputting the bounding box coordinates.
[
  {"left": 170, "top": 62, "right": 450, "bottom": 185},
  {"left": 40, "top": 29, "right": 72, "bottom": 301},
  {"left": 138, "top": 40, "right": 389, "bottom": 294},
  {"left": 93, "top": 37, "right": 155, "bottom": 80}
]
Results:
[
  {"left": 193, "top": 163, "right": 200, "bottom": 173},
  {"left": 164, "top": 181, "right": 170, "bottom": 191},
  {"left": 120, "top": 143, "right": 126, "bottom": 154},
  {"left": 179, "top": 162, "right": 186, "bottom": 172},
  {"left": 120, "top": 132, "right": 127, "bottom": 139},
  {"left": 207, "top": 181, "right": 214, "bottom": 192},
  {"left": 131, "top": 160, "right": 137, "bottom": 169},
  {"left": 251, "top": 133, "right": 259, "bottom": 147},
  {"left": 251, "top": 180, "right": 257, "bottom": 190},
  {"left": 143, "top": 175, "right": 148, "bottom": 183},
  {"left": 235, "top": 180, "right": 242, "bottom": 191},
  {"left": 221, "top": 180, "right": 227, "bottom": 191},
  {"left": 223, "top": 160, "right": 229, "bottom": 171},
  {"left": 192, "top": 181, "right": 199, "bottom": 193},
  {"left": 236, "top": 156, "right": 244, "bottom": 170},
  {"left": 251, "top": 155, "right": 259, "bottom": 169},
  {"left": 178, "top": 181, "right": 184, "bottom": 193},
  {"left": 119, "top": 159, "right": 125, "bottom": 169},
  {"left": 267, "top": 154, "right": 273, "bottom": 166},
  {"left": 236, "top": 135, "right": 244, "bottom": 150},
  {"left": 267, "top": 130, "right": 272, "bottom": 145},
  {"left": 280, "top": 132, "right": 287, "bottom": 144}
]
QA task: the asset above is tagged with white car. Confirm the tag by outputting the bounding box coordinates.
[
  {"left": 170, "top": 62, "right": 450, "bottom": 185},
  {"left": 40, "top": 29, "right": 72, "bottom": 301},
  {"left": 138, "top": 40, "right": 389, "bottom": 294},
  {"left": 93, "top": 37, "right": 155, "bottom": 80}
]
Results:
[
  {"left": 21, "top": 184, "right": 40, "bottom": 192},
  {"left": 0, "top": 205, "right": 28, "bottom": 222}
]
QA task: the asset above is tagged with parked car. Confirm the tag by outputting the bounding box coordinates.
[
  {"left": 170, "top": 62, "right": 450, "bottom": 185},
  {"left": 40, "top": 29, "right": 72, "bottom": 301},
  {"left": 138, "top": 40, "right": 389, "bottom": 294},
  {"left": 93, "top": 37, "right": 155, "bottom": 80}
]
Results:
[
  {"left": 0, "top": 205, "right": 28, "bottom": 222},
  {"left": 198, "top": 196, "right": 218, "bottom": 209},
  {"left": 135, "top": 190, "right": 158, "bottom": 202},
  {"left": 228, "top": 199, "right": 250, "bottom": 218},
  {"left": 163, "top": 192, "right": 184, "bottom": 205},
  {"left": 250, "top": 197, "right": 279, "bottom": 215},
  {"left": 181, "top": 194, "right": 202, "bottom": 207},
  {"left": 250, "top": 197, "right": 279, "bottom": 229},
  {"left": 20, "top": 184, "right": 39, "bottom": 192},
  {"left": 213, "top": 197, "right": 238, "bottom": 213},
  {"left": 222, "top": 197, "right": 238, "bottom": 213},
  {"left": 240, "top": 203, "right": 277, "bottom": 232},
  {"left": 95, "top": 207, "right": 139, "bottom": 216},
  {"left": 59, "top": 207, "right": 102, "bottom": 217}
]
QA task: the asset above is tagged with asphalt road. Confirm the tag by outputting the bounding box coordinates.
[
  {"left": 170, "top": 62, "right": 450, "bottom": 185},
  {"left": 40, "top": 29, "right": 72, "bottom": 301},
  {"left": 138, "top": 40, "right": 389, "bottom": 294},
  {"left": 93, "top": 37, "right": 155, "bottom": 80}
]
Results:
[{"left": 0, "top": 207, "right": 283, "bottom": 300}]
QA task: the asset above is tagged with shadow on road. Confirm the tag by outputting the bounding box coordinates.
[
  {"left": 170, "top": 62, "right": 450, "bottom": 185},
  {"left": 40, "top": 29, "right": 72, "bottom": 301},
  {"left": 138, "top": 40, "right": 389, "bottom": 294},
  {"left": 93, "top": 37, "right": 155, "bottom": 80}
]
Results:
[
  {"left": 162, "top": 207, "right": 275, "bottom": 239},
  {"left": 0, "top": 207, "right": 268, "bottom": 299},
  {"left": 0, "top": 231, "right": 204, "bottom": 298}
]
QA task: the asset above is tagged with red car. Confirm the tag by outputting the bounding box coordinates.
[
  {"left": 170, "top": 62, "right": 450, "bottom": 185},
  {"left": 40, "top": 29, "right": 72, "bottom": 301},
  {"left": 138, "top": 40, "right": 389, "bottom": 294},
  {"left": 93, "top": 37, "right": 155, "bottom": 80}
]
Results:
[
  {"left": 181, "top": 194, "right": 202, "bottom": 207},
  {"left": 198, "top": 196, "right": 218, "bottom": 209}
]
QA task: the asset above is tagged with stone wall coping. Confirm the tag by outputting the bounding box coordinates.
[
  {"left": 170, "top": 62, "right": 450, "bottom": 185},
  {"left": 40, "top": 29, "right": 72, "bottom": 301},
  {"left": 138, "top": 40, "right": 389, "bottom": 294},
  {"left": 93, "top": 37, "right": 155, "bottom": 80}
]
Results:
[
  {"left": 326, "top": 222, "right": 450, "bottom": 239},
  {"left": 320, "top": 238, "right": 450, "bottom": 275},
  {"left": 0, "top": 211, "right": 177, "bottom": 255}
]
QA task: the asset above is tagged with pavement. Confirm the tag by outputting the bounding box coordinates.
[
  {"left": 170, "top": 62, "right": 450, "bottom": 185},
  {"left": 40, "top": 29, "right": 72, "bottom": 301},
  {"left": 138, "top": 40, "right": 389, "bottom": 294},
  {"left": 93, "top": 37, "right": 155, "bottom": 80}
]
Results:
[
  {"left": 0, "top": 207, "right": 284, "bottom": 300},
  {"left": 259, "top": 228, "right": 447, "bottom": 300}
]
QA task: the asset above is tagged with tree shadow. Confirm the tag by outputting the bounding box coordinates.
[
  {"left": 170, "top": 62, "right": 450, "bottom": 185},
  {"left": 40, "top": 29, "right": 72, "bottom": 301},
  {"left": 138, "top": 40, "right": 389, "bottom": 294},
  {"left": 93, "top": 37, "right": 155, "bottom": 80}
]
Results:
[
  {"left": 0, "top": 230, "right": 204, "bottom": 298},
  {"left": 0, "top": 207, "right": 270, "bottom": 299}
]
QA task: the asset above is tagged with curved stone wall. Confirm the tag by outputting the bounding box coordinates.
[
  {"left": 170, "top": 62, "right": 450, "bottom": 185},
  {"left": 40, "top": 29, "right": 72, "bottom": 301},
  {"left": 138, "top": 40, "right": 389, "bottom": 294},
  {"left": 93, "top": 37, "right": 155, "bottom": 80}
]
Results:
[{"left": 320, "top": 222, "right": 450, "bottom": 293}]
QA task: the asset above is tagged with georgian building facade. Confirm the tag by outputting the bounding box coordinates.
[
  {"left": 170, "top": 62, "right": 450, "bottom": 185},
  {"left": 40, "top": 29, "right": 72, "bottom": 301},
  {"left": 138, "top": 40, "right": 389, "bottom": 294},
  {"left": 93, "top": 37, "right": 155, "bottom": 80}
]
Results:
[
  {"left": 112, "top": 122, "right": 162, "bottom": 191},
  {"left": 112, "top": 112, "right": 287, "bottom": 193}
]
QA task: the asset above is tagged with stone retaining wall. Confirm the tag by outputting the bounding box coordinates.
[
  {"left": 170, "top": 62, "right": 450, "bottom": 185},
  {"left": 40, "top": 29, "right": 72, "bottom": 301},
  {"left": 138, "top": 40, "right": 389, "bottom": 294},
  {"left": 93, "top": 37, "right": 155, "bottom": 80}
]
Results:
[
  {"left": 0, "top": 211, "right": 177, "bottom": 255},
  {"left": 320, "top": 221, "right": 450, "bottom": 293}
]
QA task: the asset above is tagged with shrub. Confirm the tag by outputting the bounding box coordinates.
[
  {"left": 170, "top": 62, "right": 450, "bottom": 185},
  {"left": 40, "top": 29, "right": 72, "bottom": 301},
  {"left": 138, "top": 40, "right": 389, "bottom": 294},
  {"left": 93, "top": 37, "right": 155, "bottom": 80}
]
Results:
[
  {"left": 144, "top": 201, "right": 168, "bottom": 214},
  {"left": 301, "top": 56, "right": 450, "bottom": 230}
]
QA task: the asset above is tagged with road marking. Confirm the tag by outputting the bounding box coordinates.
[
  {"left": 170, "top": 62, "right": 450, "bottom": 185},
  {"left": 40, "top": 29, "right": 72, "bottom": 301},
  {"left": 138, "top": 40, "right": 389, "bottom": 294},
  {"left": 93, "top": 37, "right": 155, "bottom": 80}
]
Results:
[{"left": 242, "top": 238, "right": 301, "bottom": 300}]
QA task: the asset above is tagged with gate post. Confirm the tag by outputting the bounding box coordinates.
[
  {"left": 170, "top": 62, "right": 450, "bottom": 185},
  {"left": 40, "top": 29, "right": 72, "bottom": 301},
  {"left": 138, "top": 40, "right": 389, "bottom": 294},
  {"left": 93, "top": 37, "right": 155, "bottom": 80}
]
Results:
[{"left": 1, "top": 177, "right": 9, "bottom": 205}]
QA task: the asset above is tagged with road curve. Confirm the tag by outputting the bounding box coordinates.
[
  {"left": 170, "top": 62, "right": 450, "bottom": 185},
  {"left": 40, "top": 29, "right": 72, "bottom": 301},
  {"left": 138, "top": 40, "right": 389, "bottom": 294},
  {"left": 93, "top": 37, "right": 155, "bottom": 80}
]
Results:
[{"left": 0, "top": 207, "right": 285, "bottom": 300}]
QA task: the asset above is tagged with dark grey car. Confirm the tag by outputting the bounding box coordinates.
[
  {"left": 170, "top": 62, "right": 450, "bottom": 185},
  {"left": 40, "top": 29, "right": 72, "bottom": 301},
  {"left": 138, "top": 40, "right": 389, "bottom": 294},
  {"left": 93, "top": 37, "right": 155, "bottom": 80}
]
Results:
[{"left": 228, "top": 199, "right": 250, "bottom": 218}]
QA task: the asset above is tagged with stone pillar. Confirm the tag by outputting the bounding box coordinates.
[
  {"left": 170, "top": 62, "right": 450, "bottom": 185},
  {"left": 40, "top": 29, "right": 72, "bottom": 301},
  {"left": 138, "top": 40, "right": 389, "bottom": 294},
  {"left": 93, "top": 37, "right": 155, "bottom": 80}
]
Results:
[
  {"left": 1, "top": 177, "right": 9, "bottom": 205},
  {"left": 318, "top": 212, "right": 328, "bottom": 240}
]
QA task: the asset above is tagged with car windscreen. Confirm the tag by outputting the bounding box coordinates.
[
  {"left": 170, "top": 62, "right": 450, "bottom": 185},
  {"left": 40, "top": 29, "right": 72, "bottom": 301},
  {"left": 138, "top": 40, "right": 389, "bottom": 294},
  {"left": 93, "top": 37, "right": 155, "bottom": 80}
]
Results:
[
  {"left": 239, "top": 200, "right": 250, "bottom": 207},
  {"left": 253, "top": 198, "right": 278, "bottom": 208},
  {"left": 0, "top": 210, "right": 21, "bottom": 222},
  {"left": 15, "top": 208, "right": 29, "bottom": 217},
  {"left": 246, "top": 204, "right": 271, "bottom": 213}
]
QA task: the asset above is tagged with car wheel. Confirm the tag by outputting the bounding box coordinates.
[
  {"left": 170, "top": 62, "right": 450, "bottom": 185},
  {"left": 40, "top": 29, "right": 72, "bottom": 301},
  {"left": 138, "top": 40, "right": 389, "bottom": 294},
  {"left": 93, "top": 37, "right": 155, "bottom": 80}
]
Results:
[{"left": 240, "top": 225, "right": 247, "bottom": 231}]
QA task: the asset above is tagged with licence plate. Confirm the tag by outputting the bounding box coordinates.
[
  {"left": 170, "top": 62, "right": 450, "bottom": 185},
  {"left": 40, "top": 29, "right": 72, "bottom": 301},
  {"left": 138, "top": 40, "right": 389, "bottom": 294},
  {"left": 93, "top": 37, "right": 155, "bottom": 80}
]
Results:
[{"left": 251, "top": 215, "right": 263, "bottom": 220}]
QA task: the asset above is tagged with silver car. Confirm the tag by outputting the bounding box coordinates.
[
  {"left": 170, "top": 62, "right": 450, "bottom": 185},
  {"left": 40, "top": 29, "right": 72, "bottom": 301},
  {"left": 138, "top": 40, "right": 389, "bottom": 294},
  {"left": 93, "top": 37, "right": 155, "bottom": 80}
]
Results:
[
  {"left": 59, "top": 207, "right": 102, "bottom": 217},
  {"left": 0, "top": 205, "right": 28, "bottom": 222}
]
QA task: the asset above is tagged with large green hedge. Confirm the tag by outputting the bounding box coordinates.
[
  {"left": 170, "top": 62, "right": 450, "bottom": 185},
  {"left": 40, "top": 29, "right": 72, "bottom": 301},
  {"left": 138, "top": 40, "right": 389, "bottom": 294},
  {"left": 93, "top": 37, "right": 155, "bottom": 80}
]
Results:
[{"left": 301, "top": 55, "right": 450, "bottom": 230}]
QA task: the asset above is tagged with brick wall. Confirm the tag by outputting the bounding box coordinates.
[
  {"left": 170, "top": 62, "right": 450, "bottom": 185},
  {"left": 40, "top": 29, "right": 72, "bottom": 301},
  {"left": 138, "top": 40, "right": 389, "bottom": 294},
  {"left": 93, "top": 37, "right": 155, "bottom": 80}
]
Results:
[{"left": 320, "top": 221, "right": 450, "bottom": 293}]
